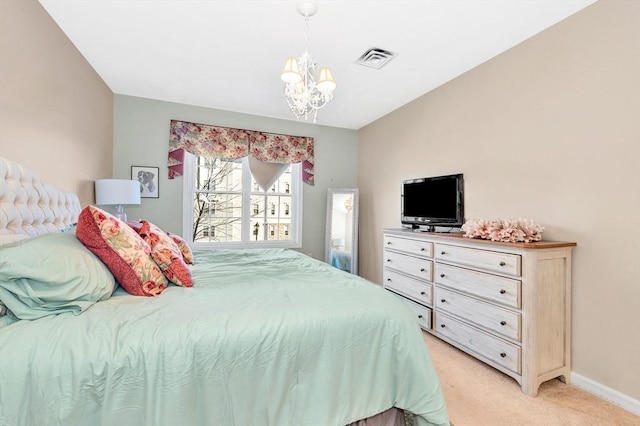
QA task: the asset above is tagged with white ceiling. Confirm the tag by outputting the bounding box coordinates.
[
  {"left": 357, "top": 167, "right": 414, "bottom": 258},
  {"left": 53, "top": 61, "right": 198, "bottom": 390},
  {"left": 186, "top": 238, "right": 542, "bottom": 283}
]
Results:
[{"left": 39, "top": 0, "right": 597, "bottom": 130}]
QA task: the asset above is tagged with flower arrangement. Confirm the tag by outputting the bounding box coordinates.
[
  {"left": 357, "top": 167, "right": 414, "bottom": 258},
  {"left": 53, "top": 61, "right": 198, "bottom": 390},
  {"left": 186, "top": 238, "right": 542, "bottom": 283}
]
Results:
[{"left": 461, "top": 218, "right": 544, "bottom": 243}]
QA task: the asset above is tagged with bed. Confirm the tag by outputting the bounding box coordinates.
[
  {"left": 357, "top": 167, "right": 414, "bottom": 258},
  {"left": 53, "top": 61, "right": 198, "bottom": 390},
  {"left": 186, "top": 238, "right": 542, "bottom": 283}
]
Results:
[{"left": 0, "top": 157, "right": 450, "bottom": 426}]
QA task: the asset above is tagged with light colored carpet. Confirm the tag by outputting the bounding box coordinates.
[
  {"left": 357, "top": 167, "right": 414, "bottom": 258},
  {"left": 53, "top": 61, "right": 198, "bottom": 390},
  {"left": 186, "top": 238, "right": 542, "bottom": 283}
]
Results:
[{"left": 422, "top": 332, "right": 640, "bottom": 426}]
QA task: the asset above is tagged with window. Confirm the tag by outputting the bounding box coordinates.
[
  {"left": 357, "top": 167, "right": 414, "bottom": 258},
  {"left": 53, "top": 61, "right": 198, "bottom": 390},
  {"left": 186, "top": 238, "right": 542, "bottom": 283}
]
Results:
[
  {"left": 202, "top": 225, "right": 217, "bottom": 237},
  {"left": 183, "top": 153, "right": 301, "bottom": 249}
]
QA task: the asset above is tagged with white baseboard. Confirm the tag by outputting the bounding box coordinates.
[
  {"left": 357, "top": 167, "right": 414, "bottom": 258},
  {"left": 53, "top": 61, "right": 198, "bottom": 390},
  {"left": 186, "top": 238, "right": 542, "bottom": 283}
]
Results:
[{"left": 571, "top": 372, "right": 640, "bottom": 416}]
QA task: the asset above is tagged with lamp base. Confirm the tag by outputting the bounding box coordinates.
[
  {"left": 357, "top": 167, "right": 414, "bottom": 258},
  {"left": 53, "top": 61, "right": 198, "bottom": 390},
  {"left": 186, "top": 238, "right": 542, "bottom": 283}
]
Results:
[{"left": 114, "top": 204, "right": 128, "bottom": 222}]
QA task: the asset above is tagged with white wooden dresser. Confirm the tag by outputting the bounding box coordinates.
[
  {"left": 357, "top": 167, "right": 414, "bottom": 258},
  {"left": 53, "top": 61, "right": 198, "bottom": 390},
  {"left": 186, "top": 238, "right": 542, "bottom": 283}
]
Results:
[{"left": 382, "top": 228, "right": 576, "bottom": 396}]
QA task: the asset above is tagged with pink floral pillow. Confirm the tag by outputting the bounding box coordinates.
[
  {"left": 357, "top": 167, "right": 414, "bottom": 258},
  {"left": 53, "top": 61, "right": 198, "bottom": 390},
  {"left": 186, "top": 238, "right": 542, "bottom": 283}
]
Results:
[
  {"left": 126, "top": 220, "right": 143, "bottom": 233},
  {"left": 167, "top": 232, "right": 194, "bottom": 265},
  {"left": 138, "top": 221, "right": 193, "bottom": 288},
  {"left": 76, "top": 206, "right": 168, "bottom": 296}
]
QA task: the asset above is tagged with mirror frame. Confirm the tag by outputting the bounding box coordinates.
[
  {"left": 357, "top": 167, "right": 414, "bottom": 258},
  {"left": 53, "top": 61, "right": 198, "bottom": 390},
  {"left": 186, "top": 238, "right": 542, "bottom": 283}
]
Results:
[{"left": 324, "top": 188, "right": 359, "bottom": 275}]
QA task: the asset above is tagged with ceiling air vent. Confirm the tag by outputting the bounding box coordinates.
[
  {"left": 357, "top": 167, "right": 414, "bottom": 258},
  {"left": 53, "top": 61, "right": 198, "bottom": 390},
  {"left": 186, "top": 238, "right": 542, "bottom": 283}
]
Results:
[{"left": 355, "top": 48, "right": 395, "bottom": 69}]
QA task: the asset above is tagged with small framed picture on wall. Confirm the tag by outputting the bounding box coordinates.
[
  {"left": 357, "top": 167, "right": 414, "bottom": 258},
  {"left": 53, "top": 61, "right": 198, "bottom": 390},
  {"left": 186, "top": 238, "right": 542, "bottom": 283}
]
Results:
[{"left": 132, "top": 166, "right": 159, "bottom": 198}]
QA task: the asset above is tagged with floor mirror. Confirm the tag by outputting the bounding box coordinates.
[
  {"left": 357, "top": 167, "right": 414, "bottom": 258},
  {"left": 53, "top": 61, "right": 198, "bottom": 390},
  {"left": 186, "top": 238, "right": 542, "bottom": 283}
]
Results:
[{"left": 324, "top": 188, "right": 359, "bottom": 275}]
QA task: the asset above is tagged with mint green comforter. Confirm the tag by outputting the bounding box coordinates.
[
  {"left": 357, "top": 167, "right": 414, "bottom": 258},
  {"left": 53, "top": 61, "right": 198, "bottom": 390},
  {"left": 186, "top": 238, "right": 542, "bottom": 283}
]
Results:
[{"left": 0, "top": 249, "right": 449, "bottom": 426}]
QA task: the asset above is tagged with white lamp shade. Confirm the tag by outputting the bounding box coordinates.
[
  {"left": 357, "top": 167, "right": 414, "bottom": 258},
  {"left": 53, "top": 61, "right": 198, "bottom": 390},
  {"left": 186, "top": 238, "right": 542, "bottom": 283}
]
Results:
[
  {"left": 316, "top": 67, "right": 336, "bottom": 94},
  {"left": 95, "top": 179, "right": 141, "bottom": 206},
  {"left": 281, "top": 57, "right": 302, "bottom": 84}
]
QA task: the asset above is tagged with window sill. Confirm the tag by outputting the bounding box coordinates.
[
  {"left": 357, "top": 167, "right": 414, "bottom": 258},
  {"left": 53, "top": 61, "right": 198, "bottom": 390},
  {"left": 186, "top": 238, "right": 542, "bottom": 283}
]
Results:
[{"left": 191, "top": 240, "right": 302, "bottom": 250}]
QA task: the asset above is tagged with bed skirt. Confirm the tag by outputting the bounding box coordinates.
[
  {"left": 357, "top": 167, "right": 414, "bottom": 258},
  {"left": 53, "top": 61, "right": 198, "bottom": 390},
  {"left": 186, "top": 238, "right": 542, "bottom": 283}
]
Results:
[{"left": 348, "top": 408, "right": 413, "bottom": 426}]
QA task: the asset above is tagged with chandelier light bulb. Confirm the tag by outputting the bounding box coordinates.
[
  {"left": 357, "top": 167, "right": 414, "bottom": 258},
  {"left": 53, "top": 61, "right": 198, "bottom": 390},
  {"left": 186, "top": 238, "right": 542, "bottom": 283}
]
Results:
[{"left": 294, "top": 81, "right": 305, "bottom": 95}]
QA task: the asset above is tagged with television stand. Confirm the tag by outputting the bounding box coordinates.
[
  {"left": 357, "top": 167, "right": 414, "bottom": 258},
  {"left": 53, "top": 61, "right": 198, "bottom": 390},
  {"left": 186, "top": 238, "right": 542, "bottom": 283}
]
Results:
[
  {"left": 412, "top": 226, "right": 435, "bottom": 232},
  {"left": 409, "top": 225, "right": 460, "bottom": 233},
  {"left": 408, "top": 224, "right": 435, "bottom": 232}
]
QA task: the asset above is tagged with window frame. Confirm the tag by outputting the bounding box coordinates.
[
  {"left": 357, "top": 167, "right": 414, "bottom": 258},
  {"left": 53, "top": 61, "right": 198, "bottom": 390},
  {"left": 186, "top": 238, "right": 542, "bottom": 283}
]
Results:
[{"left": 182, "top": 152, "right": 302, "bottom": 249}]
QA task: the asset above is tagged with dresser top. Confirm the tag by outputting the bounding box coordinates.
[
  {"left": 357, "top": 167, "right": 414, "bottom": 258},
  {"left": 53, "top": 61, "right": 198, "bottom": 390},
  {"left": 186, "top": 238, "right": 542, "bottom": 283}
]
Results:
[{"left": 383, "top": 228, "right": 577, "bottom": 249}]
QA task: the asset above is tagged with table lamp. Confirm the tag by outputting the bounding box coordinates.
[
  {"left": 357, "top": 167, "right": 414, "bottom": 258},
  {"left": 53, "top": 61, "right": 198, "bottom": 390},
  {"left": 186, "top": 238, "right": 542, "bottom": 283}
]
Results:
[{"left": 95, "top": 179, "right": 141, "bottom": 222}]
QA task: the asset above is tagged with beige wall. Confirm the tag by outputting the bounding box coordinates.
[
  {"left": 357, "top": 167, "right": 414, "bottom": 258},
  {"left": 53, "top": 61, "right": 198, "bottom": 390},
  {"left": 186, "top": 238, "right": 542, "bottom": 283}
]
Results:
[
  {"left": 0, "top": 0, "right": 113, "bottom": 206},
  {"left": 358, "top": 0, "right": 640, "bottom": 400}
]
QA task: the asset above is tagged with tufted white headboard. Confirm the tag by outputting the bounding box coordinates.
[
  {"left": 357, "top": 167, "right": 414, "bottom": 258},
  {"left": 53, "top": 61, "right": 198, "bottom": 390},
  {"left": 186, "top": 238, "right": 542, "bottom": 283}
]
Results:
[{"left": 0, "top": 157, "right": 82, "bottom": 236}]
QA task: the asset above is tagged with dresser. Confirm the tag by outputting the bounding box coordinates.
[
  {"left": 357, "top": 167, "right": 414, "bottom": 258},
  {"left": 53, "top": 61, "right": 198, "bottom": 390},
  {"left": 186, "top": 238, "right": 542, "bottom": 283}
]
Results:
[{"left": 382, "top": 228, "right": 576, "bottom": 396}]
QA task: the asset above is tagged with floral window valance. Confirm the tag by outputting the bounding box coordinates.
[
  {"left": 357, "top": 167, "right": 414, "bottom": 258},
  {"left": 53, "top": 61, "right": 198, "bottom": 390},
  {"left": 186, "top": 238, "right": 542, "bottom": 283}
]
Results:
[{"left": 168, "top": 120, "right": 314, "bottom": 185}]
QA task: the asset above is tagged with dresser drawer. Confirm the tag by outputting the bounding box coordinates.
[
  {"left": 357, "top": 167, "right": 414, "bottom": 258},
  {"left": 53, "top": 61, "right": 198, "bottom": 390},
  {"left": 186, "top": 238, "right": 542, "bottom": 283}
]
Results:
[
  {"left": 389, "top": 292, "right": 432, "bottom": 330},
  {"left": 435, "top": 263, "right": 521, "bottom": 309},
  {"left": 435, "top": 287, "right": 521, "bottom": 341},
  {"left": 384, "top": 250, "right": 433, "bottom": 281},
  {"left": 384, "top": 269, "right": 432, "bottom": 306},
  {"left": 435, "top": 312, "right": 521, "bottom": 374},
  {"left": 384, "top": 235, "right": 433, "bottom": 258},
  {"left": 435, "top": 243, "right": 521, "bottom": 276}
]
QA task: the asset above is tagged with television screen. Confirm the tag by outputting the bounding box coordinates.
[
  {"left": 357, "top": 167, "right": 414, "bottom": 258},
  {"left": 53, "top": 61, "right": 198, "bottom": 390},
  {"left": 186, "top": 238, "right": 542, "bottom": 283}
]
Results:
[{"left": 402, "top": 174, "right": 464, "bottom": 228}]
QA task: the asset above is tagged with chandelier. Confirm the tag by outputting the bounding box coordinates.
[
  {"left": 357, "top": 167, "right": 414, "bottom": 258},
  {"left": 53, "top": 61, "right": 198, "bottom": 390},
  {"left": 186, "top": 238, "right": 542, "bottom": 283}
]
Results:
[{"left": 280, "top": 1, "right": 336, "bottom": 123}]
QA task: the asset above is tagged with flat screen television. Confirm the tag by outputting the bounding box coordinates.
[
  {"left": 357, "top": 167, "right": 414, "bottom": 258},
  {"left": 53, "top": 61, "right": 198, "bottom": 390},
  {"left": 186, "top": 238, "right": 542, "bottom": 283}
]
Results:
[{"left": 401, "top": 173, "right": 464, "bottom": 231}]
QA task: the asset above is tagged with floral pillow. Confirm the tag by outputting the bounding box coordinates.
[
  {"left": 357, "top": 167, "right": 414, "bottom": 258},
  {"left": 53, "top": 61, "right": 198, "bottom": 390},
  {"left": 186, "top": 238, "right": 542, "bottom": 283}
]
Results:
[
  {"left": 167, "top": 232, "right": 194, "bottom": 265},
  {"left": 138, "top": 221, "right": 193, "bottom": 288},
  {"left": 76, "top": 206, "right": 168, "bottom": 296},
  {"left": 126, "top": 221, "right": 194, "bottom": 266},
  {"left": 126, "top": 220, "right": 143, "bottom": 233}
]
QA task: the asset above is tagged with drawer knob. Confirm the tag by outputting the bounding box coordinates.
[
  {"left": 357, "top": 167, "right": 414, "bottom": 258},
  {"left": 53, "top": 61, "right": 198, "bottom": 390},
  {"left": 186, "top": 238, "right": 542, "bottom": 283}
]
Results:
[
  {"left": 441, "top": 251, "right": 446, "bottom": 255},
  {"left": 420, "top": 291, "right": 426, "bottom": 295},
  {"left": 420, "top": 268, "right": 425, "bottom": 272},
  {"left": 440, "top": 273, "right": 445, "bottom": 278},
  {"left": 387, "top": 278, "right": 392, "bottom": 282},
  {"left": 440, "top": 299, "right": 446, "bottom": 303},
  {"left": 440, "top": 324, "right": 446, "bottom": 328},
  {"left": 418, "top": 314, "right": 423, "bottom": 319},
  {"left": 499, "top": 261, "right": 506, "bottom": 266},
  {"left": 500, "top": 289, "right": 506, "bottom": 294},
  {"left": 500, "top": 352, "right": 507, "bottom": 358},
  {"left": 386, "top": 259, "right": 391, "bottom": 262},
  {"left": 500, "top": 321, "right": 507, "bottom": 326},
  {"left": 387, "top": 241, "right": 392, "bottom": 245},
  {"left": 420, "top": 247, "right": 425, "bottom": 251}
]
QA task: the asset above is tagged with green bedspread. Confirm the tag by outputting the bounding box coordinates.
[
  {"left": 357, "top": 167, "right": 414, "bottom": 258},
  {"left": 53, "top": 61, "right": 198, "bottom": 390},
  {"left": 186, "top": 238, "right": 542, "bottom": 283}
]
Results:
[{"left": 0, "top": 249, "right": 449, "bottom": 426}]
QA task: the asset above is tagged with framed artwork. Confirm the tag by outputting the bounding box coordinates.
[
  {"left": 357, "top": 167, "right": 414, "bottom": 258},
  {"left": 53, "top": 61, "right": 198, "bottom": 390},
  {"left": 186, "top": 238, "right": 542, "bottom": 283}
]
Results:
[{"left": 131, "top": 166, "right": 159, "bottom": 198}]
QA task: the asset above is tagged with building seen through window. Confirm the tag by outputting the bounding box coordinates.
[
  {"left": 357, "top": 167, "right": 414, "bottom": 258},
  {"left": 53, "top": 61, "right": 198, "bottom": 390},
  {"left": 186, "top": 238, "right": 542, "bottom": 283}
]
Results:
[{"left": 189, "top": 155, "right": 300, "bottom": 246}]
